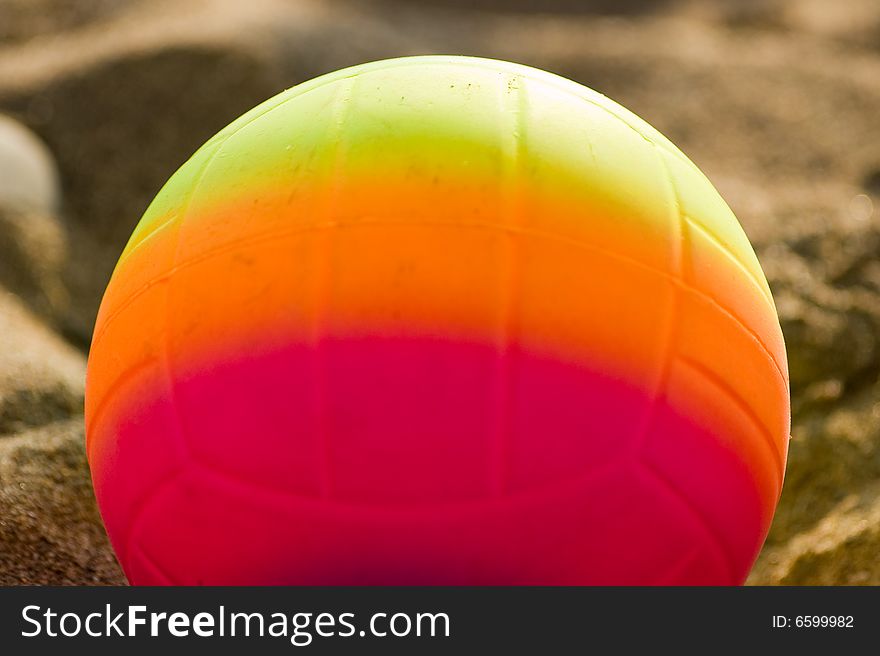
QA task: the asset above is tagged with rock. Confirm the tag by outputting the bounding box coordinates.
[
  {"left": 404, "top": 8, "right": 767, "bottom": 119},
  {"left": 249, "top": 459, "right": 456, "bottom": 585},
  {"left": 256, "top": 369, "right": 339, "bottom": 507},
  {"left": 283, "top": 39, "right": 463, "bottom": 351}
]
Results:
[{"left": 0, "top": 114, "right": 60, "bottom": 215}]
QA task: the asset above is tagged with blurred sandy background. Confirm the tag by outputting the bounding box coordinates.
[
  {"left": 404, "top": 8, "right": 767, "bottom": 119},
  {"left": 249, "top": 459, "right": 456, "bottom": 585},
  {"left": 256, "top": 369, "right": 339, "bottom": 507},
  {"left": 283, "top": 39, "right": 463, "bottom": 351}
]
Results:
[{"left": 1, "top": 0, "right": 879, "bottom": 585}]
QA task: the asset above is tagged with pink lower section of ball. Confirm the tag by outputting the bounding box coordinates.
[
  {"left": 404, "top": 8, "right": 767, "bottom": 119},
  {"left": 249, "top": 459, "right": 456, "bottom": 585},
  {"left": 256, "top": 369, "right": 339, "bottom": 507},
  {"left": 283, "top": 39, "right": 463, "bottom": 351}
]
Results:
[{"left": 89, "top": 337, "right": 769, "bottom": 585}]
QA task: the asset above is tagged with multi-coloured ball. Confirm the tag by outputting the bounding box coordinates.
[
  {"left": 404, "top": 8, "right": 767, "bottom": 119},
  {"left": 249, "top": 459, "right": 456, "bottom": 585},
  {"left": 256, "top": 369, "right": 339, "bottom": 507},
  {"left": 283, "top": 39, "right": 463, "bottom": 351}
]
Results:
[{"left": 86, "top": 56, "right": 789, "bottom": 585}]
